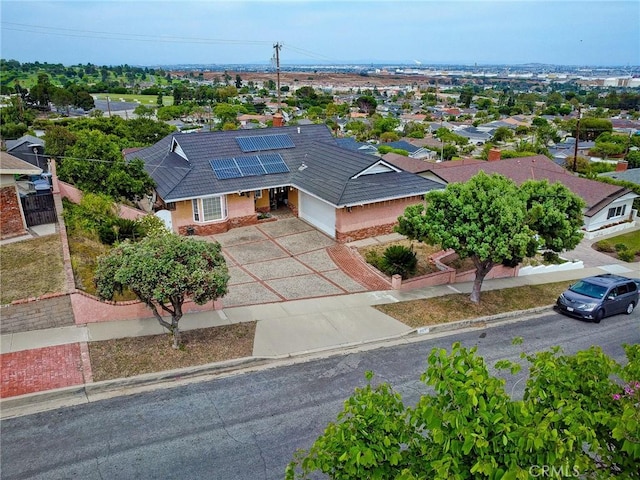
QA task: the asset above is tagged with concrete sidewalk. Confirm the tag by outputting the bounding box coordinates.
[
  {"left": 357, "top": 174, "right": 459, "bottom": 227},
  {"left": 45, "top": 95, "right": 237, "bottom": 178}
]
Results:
[
  {"left": 1, "top": 223, "right": 638, "bottom": 406},
  {"left": 2, "top": 264, "right": 637, "bottom": 357}
]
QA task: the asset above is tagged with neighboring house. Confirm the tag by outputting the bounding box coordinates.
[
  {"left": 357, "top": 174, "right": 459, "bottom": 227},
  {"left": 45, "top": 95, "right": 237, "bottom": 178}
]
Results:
[
  {"left": 382, "top": 140, "right": 420, "bottom": 154},
  {"left": 381, "top": 153, "right": 436, "bottom": 174},
  {"left": 0, "top": 152, "right": 42, "bottom": 239},
  {"left": 599, "top": 165, "right": 640, "bottom": 186},
  {"left": 549, "top": 138, "right": 597, "bottom": 165},
  {"left": 420, "top": 154, "right": 638, "bottom": 234},
  {"left": 126, "top": 124, "right": 442, "bottom": 242},
  {"left": 455, "top": 126, "right": 493, "bottom": 145},
  {"left": 335, "top": 137, "right": 379, "bottom": 155},
  {"left": 5, "top": 135, "right": 47, "bottom": 171}
]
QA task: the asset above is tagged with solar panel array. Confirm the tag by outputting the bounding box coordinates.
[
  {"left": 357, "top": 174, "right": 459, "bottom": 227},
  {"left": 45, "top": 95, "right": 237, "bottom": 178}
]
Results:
[
  {"left": 236, "top": 134, "right": 295, "bottom": 152},
  {"left": 210, "top": 154, "right": 290, "bottom": 180}
]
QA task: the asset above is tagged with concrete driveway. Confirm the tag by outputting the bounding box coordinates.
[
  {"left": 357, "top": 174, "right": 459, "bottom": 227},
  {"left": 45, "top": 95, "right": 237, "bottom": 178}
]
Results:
[{"left": 206, "top": 218, "right": 369, "bottom": 308}]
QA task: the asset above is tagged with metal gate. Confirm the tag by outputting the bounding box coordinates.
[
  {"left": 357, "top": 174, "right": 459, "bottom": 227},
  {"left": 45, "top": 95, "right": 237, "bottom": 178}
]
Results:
[{"left": 20, "top": 193, "right": 57, "bottom": 227}]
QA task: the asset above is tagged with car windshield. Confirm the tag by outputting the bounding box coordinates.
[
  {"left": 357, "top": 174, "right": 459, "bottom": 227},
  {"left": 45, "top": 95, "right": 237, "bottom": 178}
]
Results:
[{"left": 569, "top": 280, "right": 607, "bottom": 299}]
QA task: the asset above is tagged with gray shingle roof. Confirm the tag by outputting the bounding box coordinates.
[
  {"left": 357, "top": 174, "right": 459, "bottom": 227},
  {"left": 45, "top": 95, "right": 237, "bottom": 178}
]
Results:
[{"left": 126, "top": 124, "right": 441, "bottom": 206}]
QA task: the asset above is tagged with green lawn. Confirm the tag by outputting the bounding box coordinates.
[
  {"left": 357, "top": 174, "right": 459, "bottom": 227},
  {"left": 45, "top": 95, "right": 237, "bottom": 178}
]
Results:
[
  {"left": 592, "top": 229, "right": 640, "bottom": 262},
  {"left": 92, "top": 93, "right": 173, "bottom": 106},
  {"left": 607, "top": 229, "right": 640, "bottom": 251}
]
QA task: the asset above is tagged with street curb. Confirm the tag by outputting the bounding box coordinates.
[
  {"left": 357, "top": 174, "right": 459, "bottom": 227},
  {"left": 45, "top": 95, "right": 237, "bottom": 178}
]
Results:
[
  {"left": 0, "top": 305, "right": 555, "bottom": 418},
  {"left": 410, "top": 305, "right": 554, "bottom": 336}
]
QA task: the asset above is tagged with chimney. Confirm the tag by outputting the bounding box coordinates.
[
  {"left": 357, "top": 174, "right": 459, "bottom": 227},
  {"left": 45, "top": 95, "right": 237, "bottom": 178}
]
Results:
[
  {"left": 616, "top": 160, "right": 628, "bottom": 172},
  {"left": 488, "top": 148, "right": 501, "bottom": 162},
  {"left": 272, "top": 112, "right": 284, "bottom": 127}
]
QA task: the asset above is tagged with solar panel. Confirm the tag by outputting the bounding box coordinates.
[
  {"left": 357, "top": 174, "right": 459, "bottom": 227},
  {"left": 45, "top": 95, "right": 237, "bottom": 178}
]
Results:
[
  {"left": 258, "top": 153, "right": 289, "bottom": 174},
  {"left": 263, "top": 163, "right": 289, "bottom": 174},
  {"left": 215, "top": 167, "right": 243, "bottom": 180},
  {"left": 236, "top": 134, "right": 295, "bottom": 152},
  {"left": 259, "top": 153, "right": 284, "bottom": 164},
  {"left": 209, "top": 153, "right": 289, "bottom": 179},
  {"left": 211, "top": 158, "right": 238, "bottom": 169},
  {"left": 210, "top": 158, "right": 242, "bottom": 179},
  {"left": 239, "top": 164, "right": 267, "bottom": 176},
  {"left": 235, "top": 155, "right": 261, "bottom": 167}
]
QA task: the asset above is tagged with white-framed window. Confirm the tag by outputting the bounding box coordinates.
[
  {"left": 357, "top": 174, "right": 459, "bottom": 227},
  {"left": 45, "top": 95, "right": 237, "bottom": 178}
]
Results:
[
  {"left": 192, "top": 196, "right": 226, "bottom": 223},
  {"left": 607, "top": 204, "right": 626, "bottom": 219},
  {"left": 254, "top": 190, "right": 263, "bottom": 199}
]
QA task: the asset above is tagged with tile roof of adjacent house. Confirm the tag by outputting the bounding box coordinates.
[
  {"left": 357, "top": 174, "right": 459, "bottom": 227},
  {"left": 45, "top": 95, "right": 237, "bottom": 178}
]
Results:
[
  {"left": 425, "top": 156, "right": 633, "bottom": 217},
  {"left": 382, "top": 153, "right": 434, "bottom": 173},
  {"left": 126, "top": 124, "right": 441, "bottom": 207}
]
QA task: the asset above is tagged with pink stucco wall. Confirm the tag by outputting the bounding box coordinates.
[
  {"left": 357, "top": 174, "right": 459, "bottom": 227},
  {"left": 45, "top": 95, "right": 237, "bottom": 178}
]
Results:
[
  {"left": 58, "top": 181, "right": 145, "bottom": 220},
  {"left": 71, "top": 290, "right": 222, "bottom": 325},
  {"left": 227, "top": 193, "right": 256, "bottom": 217},
  {"left": 336, "top": 196, "right": 423, "bottom": 232},
  {"left": 393, "top": 249, "right": 518, "bottom": 291}
]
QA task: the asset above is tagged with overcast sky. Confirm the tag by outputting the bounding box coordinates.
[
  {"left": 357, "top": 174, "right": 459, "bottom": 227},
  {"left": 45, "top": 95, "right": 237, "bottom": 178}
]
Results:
[{"left": 1, "top": 1, "right": 638, "bottom": 67}]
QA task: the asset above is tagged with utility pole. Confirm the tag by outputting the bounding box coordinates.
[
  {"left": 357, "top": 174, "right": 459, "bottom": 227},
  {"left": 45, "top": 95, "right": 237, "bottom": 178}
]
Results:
[
  {"left": 273, "top": 42, "right": 282, "bottom": 113},
  {"left": 572, "top": 104, "right": 581, "bottom": 172}
]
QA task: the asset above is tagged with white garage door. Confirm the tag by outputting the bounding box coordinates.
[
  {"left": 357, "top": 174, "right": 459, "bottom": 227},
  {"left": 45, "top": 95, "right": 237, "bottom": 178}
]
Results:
[{"left": 299, "top": 192, "right": 336, "bottom": 238}]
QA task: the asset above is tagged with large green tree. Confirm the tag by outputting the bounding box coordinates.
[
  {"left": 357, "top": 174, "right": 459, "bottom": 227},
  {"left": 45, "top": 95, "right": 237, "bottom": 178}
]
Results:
[
  {"left": 397, "top": 172, "right": 534, "bottom": 303},
  {"left": 95, "top": 234, "right": 229, "bottom": 348},
  {"left": 520, "top": 180, "right": 585, "bottom": 255},
  {"left": 287, "top": 342, "right": 640, "bottom": 479}
]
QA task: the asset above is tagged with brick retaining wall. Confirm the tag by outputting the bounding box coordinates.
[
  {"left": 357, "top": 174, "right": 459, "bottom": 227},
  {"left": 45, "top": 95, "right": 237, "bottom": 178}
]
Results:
[{"left": 0, "top": 294, "right": 75, "bottom": 334}]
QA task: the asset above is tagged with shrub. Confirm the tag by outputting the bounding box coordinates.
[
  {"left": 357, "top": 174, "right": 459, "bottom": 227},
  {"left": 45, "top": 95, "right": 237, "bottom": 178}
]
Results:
[
  {"left": 98, "top": 217, "right": 144, "bottom": 245},
  {"left": 542, "top": 251, "right": 562, "bottom": 264},
  {"left": 364, "top": 250, "right": 383, "bottom": 270},
  {"left": 614, "top": 243, "right": 628, "bottom": 252},
  {"left": 593, "top": 240, "right": 615, "bottom": 253},
  {"left": 618, "top": 250, "right": 635, "bottom": 262},
  {"left": 137, "top": 214, "right": 170, "bottom": 237},
  {"left": 379, "top": 245, "right": 417, "bottom": 279}
]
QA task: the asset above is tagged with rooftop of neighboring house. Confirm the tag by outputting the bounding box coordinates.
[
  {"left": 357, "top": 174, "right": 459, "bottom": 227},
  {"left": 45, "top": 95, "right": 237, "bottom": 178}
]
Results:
[
  {"left": 5, "top": 135, "right": 45, "bottom": 151},
  {"left": 0, "top": 151, "right": 43, "bottom": 175},
  {"left": 600, "top": 168, "right": 640, "bottom": 186},
  {"left": 382, "top": 140, "right": 420, "bottom": 153},
  {"left": 424, "top": 155, "right": 633, "bottom": 217},
  {"left": 381, "top": 152, "right": 435, "bottom": 173}
]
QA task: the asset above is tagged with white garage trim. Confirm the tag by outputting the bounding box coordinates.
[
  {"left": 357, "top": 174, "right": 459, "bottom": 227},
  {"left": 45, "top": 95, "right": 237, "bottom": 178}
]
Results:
[{"left": 299, "top": 192, "right": 336, "bottom": 238}]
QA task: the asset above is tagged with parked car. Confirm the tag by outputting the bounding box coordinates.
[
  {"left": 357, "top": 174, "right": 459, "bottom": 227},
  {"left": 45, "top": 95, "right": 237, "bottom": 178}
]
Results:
[{"left": 555, "top": 274, "right": 639, "bottom": 323}]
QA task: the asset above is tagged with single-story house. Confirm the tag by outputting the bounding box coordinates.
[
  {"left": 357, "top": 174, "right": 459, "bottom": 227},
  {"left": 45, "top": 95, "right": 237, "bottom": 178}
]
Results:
[
  {"left": 419, "top": 154, "right": 638, "bottom": 234},
  {"left": 0, "top": 151, "right": 42, "bottom": 239},
  {"left": 126, "top": 124, "right": 443, "bottom": 242}
]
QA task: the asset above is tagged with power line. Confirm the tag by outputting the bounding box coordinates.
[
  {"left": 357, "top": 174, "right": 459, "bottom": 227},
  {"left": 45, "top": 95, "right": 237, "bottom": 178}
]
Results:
[
  {"left": 1, "top": 22, "right": 271, "bottom": 46},
  {"left": 1, "top": 22, "right": 336, "bottom": 62}
]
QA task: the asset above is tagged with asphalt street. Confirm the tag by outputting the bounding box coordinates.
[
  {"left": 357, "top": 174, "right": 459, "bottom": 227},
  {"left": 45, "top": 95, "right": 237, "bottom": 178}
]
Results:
[{"left": 1, "top": 310, "right": 639, "bottom": 480}]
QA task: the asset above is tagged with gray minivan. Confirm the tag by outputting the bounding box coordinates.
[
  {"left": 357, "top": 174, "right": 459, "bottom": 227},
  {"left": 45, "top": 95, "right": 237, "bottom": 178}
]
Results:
[{"left": 555, "top": 274, "right": 639, "bottom": 323}]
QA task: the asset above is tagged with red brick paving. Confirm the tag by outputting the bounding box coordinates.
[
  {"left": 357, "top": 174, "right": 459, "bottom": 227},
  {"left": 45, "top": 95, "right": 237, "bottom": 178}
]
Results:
[
  {"left": 1, "top": 343, "right": 86, "bottom": 398},
  {"left": 327, "top": 244, "right": 391, "bottom": 291}
]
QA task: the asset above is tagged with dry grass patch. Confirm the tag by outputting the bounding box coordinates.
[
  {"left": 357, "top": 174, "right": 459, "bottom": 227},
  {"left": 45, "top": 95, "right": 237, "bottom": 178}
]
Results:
[
  {"left": 0, "top": 234, "right": 65, "bottom": 304},
  {"left": 376, "top": 282, "right": 569, "bottom": 329},
  {"left": 89, "top": 322, "right": 256, "bottom": 381},
  {"left": 67, "top": 231, "right": 136, "bottom": 301}
]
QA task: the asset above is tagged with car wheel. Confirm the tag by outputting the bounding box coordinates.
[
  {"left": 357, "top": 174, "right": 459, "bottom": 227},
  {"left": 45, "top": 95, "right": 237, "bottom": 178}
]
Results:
[
  {"left": 594, "top": 309, "right": 604, "bottom": 323},
  {"left": 626, "top": 302, "right": 636, "bottom": 315}
]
